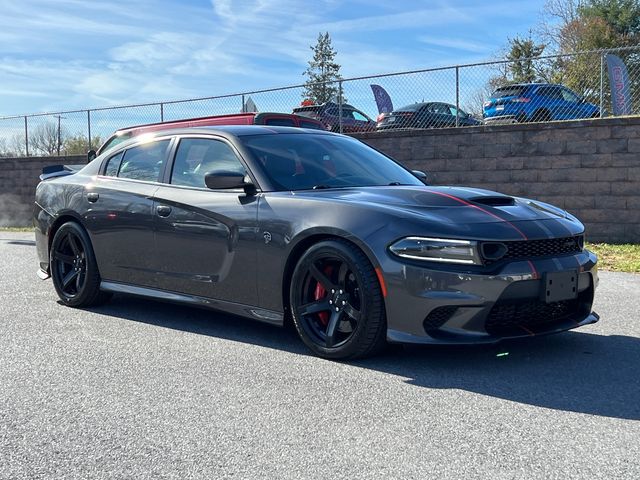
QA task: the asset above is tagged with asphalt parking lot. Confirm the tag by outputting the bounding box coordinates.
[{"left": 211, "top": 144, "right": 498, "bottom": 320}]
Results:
[{"left": 1, "top": 231, "right": 638, "bottom": 479}]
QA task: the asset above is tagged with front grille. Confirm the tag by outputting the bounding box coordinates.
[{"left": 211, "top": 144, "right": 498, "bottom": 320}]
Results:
[
  {"left": 481, "top": 235, "right": 583, "bottom": 264},
  {"left": 423, "top": 306, "right": 458, "bottom": 332},
  {"left": 485, "top": 291, "right": 589, "bottom": 336}
]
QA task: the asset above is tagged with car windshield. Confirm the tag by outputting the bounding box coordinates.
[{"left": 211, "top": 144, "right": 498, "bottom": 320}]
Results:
[
  {"left": 492, "top": 86, "right": 527, "bottom": 98},
  {"left": 241, "top": 133, "right": 423, "bottom": 191}
]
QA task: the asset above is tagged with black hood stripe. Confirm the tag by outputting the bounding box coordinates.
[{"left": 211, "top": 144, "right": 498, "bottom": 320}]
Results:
[{"left": 424, "top": 189, "right": 528, "bottom": 240}]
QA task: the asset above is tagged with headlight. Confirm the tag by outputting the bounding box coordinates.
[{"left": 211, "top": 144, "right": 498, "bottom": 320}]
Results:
[{"left": 389, "top": 237, "right": 481, "bottom": 265}]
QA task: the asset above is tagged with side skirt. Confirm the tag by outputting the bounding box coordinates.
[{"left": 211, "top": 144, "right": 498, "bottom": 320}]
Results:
[{"left": 100, "top": 281, "right": 284, "bottom": 326}]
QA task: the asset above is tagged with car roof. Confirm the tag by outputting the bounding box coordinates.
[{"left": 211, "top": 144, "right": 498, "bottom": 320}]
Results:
[
  {"left": 495, "top": 83, "right": 557, "bottom": 88},
  {"left": 188, "top": 125, "right": 336, "bottom": 136},
  {"left": 116, "top": 125, "right": 337, "bottom": 143}
]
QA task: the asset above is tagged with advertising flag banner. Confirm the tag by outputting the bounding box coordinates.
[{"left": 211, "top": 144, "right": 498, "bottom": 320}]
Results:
[
  {"left": 243, "top": 96, "right": 258, "bottom": 113},
  {"left": 370, "top": 84, "right": 394, "bottom": 114},
  {"left": 606, "top": 54, "right": 632, "bottom": 115}
]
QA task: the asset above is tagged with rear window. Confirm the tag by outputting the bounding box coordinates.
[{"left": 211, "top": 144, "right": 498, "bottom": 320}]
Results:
[
  {"left": 264, "top": 118, "right": 296, "bottom": 127},
  {"left": 299, "top": 120, "right": 324, "bottom": 130},
  {"left": 492, "top": 86, "right": 527, "bottom": 98},
  {"left": 100, "top": 132, "right": 133, "bottom": 153},
  {"left": 395, "top": 103, "right": 423, "bottom": 112}
]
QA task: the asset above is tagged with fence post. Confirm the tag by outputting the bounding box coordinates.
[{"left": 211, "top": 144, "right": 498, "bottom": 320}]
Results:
[
  {"left": 57, "top": 115, "right": 61, "bottom": 156},
  {"left": 338, "top": 80, "right": 343, "bottom": 134},
  {"left": 455, "top": 66, "right": 460, "bottom": 127},
  {"left": 87, "top": 110, "right": 92, "bottom": 150},
  {"left": 160, "top": 103, "right": 164, "bottom": 122},
  {"left": 241, "top": 94, "right": 245, "bottom": 113},
  {"left": 24, "top": 116, "right": 29, "bottom": 157},
  {"left": 599, "top": 53, "right": 605, "bottom": 118}
]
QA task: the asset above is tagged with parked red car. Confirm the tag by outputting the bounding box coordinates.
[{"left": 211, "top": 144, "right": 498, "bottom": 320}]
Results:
[{"left": 89, "top": 112, "right": 326, "bottom": 160}]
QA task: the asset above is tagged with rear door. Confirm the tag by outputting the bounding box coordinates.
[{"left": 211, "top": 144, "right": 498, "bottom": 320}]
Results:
[
  {"left": 536, "top": 86, "right": 564, "bottom": 119},
  {"left": 85, "top": 138, "right": 172, "bottom": 287},
  {"left": 152, "top": 136, "right": 259, "bottom": 304}
]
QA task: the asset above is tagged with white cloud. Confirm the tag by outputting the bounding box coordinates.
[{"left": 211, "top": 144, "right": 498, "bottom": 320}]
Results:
[{"left": 0, "top": 0, "right": 545, "bottom": 117}]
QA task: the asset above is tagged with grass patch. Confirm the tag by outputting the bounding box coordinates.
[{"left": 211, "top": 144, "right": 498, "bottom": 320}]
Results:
[
  {"left": 587, "top": 243, "right": 640, "bottom": 273},
  {"left": 0, "top": 227, "right": 33, "bottom": 232}
]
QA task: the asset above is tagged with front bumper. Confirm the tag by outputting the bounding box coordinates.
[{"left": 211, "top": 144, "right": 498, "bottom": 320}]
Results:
[{"left": 382, "top": 249, "right": 599, "bottom": 345}]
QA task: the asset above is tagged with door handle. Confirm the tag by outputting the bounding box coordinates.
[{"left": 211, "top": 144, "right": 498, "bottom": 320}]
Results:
[
  {"left": 87, "top": 192, "right": 99, "bottom": 203},
  {"left": 156, "top": 205, "right": 172, "bottom": 217}
]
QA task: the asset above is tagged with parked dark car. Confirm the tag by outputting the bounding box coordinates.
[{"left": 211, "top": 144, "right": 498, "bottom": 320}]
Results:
[
  {"left": 377, "top": 102, "right": 481, "bottom": 130},
  {"left": 483, "top": 83, "right": 599, "bottom": 123},
  {"left": 292, "top": 102, "right": 376, "bottom": 132},
  {"left": 36, "top": 126, "right": 598, "bottom": 360},
  {"left": 89, "top": 112, "right": 326, "bottom": 160}
]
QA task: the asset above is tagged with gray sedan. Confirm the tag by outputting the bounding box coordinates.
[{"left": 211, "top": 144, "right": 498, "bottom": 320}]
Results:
[{"left": 34, "top": 126, "right": 598, "bottom": 359}]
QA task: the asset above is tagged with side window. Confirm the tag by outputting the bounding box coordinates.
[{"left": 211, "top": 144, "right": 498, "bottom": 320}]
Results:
[
  {"left": 170, "top": 138, "right": 246, "bottom": 188},
  {"left": 540, "top": 87, "right": 562, "bottom": 99},
  {"left": 118, "top": 140, "right": 170, "bottom": 182},
  {"left": 432, "top": 104, "right": 449, "bottom": 114},
  {"left": 325, "top": 107, "right": 339, "bottom": 116},
  {"left": 352, "top": 111, "right": 368, "bottom": 121},
  {"left": 104, "top": 151, "right": 124, "bottom": 177},
  {"left": 561, "top": 88, "right": 580, "bottom": 102}
]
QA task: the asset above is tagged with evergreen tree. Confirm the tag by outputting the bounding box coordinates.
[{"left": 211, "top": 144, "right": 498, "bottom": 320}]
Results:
[
  {"left": 506, "top": 36, "right": 547, "bottom": 83},
  {"left": 302, "top": 32, "right": 344, "bottom": 104}
]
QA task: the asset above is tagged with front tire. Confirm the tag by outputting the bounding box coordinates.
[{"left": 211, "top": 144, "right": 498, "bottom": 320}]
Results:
[
  {"left": 289, "top": 240, "right": 387, "bottom": 359},
  {"left": 50, "top": 221, "right": 111, "bottom": 307}
]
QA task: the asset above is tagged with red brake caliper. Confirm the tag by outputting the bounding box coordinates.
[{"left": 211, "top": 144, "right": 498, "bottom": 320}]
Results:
[{"left": 314, "top": 266, "right": 333, "bottom": 326}]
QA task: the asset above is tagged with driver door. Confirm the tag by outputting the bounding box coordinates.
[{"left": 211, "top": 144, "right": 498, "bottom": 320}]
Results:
[{"left": 152, "top": 136, "right": 259, "bottom": 305}]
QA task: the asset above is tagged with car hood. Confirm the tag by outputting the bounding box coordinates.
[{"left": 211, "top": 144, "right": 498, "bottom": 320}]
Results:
[{"left": 291, "top": 185, "right": 581, "bottom": 239}]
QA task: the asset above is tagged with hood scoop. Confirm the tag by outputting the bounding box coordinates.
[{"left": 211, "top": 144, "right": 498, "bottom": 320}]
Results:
[{"left": 470, "top": 196, "right": 515, "bottom": 207}]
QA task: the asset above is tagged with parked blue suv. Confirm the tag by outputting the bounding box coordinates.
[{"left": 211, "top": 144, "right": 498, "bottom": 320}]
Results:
[{"left": 483, "top": 83, "right": 599, "bottom": 123}]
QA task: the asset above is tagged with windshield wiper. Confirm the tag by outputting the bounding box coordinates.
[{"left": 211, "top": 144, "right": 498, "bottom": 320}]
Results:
[{"left": 312, "top": 184, "right": 332, "bottom": 189}]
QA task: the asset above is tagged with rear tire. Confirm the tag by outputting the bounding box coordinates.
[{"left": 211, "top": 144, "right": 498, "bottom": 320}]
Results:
[
  {"left": 289, "top": 239, "right": 387, "bottom": 359},
  {"left": 50, "top": 222, "right": 111, "bottom": 308},
  {"left": 531, "top": 109, "right": 551, "bottom": 122}
]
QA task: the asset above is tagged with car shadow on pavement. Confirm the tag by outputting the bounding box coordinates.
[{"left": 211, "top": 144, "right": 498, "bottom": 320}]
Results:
[
  {"left": 91, "top": 294, "right": 640, "bottom": 421},
  {"left": 0, "top": 238, "right": 35, "bottom": 246}
]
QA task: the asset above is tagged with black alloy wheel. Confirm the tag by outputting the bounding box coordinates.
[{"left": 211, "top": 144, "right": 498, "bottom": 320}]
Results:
[
  {"left": 531, "top": 109, "right": 552, "bottom": 122},
  {"left": 290, "top": 239, "right": 386, "bottom": 359},
  {"left": 50, "top": 222, "right": 111, "bottom": 307}
]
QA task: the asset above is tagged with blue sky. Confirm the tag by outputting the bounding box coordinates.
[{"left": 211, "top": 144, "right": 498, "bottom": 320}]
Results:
[{"left": 0, "top": 0, "right": 547, "bottom": 117}]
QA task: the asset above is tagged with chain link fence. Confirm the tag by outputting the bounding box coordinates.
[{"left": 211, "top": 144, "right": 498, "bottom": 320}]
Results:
[{"left": 1, "top": 46, "right": 639, "bottom": 157}]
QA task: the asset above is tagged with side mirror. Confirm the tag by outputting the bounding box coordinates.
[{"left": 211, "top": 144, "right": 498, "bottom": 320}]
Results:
[
  {"left": 205, "top": 170, "right": 256, "bottom": 194},
  {"left": 87, "top": 150, "right": 97, "bottom": 162},
  {"left": 412, "top": 170, "right": 431, "bottom": 184}
]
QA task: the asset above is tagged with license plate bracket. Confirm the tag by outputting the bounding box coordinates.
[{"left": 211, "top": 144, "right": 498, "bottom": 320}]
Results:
[{"left": 542, "top": 270, "right": 578, "bottom": 303}]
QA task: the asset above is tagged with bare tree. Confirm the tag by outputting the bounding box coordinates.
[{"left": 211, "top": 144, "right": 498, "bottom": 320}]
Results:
[
  {"left": 29, "top": 122, "right": 67, "bottom": 156},
  {"left": 9, "top": 133, "right": 26, "bottom": 157},
  {"left": 538, "top": 0, "right": 582, "bottom": 51}
]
